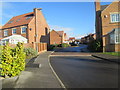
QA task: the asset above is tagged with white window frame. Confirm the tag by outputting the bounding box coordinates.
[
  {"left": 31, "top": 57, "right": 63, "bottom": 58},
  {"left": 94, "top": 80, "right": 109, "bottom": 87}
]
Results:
[
  {"left": 115, "top": 28, "right": 120, "bottom": 44},
  {"left": 109, "top": 28, "right": 120, "bottom": 44},
  {"left": 21, "top": 26, "right": 27, "bottom": 34},
  {"left": 4, "top": 30, "right": 8, "bottom": 36},
  {"left": 12, "top": 28, "right": 17, "bottom": 34},
  {"left": 110, "top": 12, "right": 120, "bottom": 23}
]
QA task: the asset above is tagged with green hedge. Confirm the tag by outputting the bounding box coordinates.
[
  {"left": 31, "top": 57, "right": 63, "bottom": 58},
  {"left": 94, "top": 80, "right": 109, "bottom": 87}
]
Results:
[
  {"left": 0, "top": 42, "right": 26, "bottom": 77},
  {"left": 87, "top": 40, "right": 102, "bottom": 52},
  {"left": 24, "top": 48, "right": 38, "bottom": 59},
  {"left": 61, "top": 43, "right": 70, "bottom": 47}
]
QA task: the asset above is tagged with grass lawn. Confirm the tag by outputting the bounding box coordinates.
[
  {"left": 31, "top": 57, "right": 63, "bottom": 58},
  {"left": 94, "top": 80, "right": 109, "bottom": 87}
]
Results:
[{"left": 103, "top": 52, "right": 120, "bottom": 56}]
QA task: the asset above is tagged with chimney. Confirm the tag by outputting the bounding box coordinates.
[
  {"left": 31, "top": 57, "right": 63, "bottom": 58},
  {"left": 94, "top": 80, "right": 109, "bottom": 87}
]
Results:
[
  {"left": 95, "top": 0, "right": 101, "bottom": 11},
  {"left": 33, "top": 8, "right": 42, "bottom": 42},
  {"left": 33, "top": 8, "right": 42, "bottom": 52}
]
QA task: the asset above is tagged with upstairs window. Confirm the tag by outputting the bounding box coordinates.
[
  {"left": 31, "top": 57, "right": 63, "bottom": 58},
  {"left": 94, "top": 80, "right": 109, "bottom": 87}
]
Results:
[
  {"left": 12, "top": 28, "right": 17, "bottom": 34},
  {"left": 110, "top": 13, "right": 120, "bottom": 23},
  {"left": 109, "top": 28, "right": 120, "bottom": 44},
  {"left": 4, "top": 30, "right": 8, "bottom": 36},
  {"left": 8, "top": 20, "right": 13, "bottom": 24},
  {"left": 26, "top": 17, "right": 32, "bottom": 20},
  {"left": 21, "top": 26, "right": 27, "bottom": 34},
  {"left": 16, "top": 19, "right": 20, "bottom": 22}
]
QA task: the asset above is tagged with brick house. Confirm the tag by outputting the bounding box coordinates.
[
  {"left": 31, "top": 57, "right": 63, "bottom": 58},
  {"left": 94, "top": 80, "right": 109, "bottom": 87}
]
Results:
[
  {"left": 80, "top": 33, "right": 96, "bottom": 44},
  {"left": 1, "top": 8, "right": 50, "bottom": 51},
  {"left": 95, "top": 0, "right": 120, "bottom": 52},
  {"left": 0, "top": 25, "right": 2, "bottom": 40},
  {"left": 49, "top": 30, "right": 65, "bottom": 45},
  {"left": 69, "top": 37, "right": 75, "bottom": 43}
]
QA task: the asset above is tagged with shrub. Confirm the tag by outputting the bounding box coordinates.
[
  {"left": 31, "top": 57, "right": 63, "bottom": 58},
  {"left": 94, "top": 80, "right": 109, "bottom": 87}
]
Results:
[
  {"left": 24, "top": 48, "right": 38, "bottom": 59},
  {"left": 0, "top": 46, "right": 3, "bottom": 61},
  {"left": 61, "top": 43, "right": 70, "bottom": 48},
  {"left": 0, "top": 42, "right": 26, "bottom": 77},
  {"left": 48, "top": 44, "right": 56, "bottom": 51},
  {"left": 87, "top": 40, "right": 102, "bottom": 52}
]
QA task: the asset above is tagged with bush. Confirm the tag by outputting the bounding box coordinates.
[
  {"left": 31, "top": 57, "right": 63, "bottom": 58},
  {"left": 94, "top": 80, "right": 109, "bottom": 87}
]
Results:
[
  {"left": 61, "top": 43, "right": 70, "bottom": 48},
  {"left": 48, "top": 44, "right": 56, "bottom": 51},
  {"left": 87, "top": 40, "right": 102, "bottom": 52},
  {"left": 0, "top": 42, "right": 26, "bottom": 77},
  {"left": 24, "top": 48, "right": 38, "bottom": 59},
  {"left": 0, "top": 46, "right": 3, "bottom": 60}
]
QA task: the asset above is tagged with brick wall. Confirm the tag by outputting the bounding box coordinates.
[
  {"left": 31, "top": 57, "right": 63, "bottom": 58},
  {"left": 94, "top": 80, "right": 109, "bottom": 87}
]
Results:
[
  {"left": 34, "top": 8, "right": 50, "bottom": 44},
  {"left": 101, "top": 1, "right": 120, "bottom": 52},
  {"left": 2, "top": 26, "right": 28, "bottom": 39},
  {"left": 50, "top": 30, "right": 62, "bottom": 45}
]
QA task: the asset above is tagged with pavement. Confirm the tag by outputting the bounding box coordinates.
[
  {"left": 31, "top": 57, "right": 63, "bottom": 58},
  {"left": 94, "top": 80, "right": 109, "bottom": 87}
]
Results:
[
  {"left": 2, "top": 51, "right": 62, "bottom": 88},
  {"left": 92, "top": 53, "right": 120, "bottom": 63}
]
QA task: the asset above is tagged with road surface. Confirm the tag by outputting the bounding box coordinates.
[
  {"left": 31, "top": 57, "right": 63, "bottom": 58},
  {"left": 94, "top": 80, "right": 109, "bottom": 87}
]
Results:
[
  {"left": 50, "top": 45, "right": 118, "bottom": 88},
  {"left": 50, "top": 56, "right": 118, "bottom": 88}
]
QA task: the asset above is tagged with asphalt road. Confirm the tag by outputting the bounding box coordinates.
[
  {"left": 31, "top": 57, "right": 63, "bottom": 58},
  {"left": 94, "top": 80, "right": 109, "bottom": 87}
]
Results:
[
  {"left": 55, "top": 44, "right": 88, "bottom": 52},
  {"left": 50, "top": 56, "right": 118, "bottom": 88}
]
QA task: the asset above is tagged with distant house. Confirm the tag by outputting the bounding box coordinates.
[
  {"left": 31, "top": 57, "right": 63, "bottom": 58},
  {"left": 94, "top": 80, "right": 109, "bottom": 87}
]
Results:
[
  {"left": 80, "top": 33, "right": 96, "bottom": 44},
  {"left": 63, "top": 33, "right": 69, "bottom": 43},
  {"left": 95, "top": 0, "right": 120, "bottom": 52},
  {"left": 49, "top": 30, "right": 67, "bottom": 45},
  {"left": 69, "top": 37, "right": 75, "bottom": 43},
  {"left": 1, "top": 8, "right": 50, "bottom": 51},
  {"left": 50, "top": 30, "right": 63, "bottom": 45}
]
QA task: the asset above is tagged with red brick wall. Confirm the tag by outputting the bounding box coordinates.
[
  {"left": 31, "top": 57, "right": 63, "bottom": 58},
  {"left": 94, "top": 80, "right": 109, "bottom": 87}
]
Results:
[
  {"left": 2, "top": 26, "right": 28, "bottom": 39},
  {"left": 50, "top": 30, "right": 62, "bottom": 45},
  {"left": 101, "top": 1, "right": 120, "bottom": 52},
  {"left": 34, "top": 9, "right": 50, "bottom": 44}
]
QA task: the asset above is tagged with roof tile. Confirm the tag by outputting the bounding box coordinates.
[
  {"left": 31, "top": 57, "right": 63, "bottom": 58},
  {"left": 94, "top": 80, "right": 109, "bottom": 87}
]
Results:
[{"left": 2, "top": 12, "right": 34, "bottom": 29}]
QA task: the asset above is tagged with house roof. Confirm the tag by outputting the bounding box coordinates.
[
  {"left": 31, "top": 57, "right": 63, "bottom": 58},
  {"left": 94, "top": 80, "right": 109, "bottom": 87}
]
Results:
[
  {"left": 1, "top": 34, "right": 27, "bottom": 41},
  {"left": 69, "top": 37, "right": 75, "bottom": 40},
  {"left": 56, "top": 31, "right": 64, "bottom": 37},
  {"left": 101, "top": 5, "right": 109, "bottom": 11},
  {"left": 2, "top": 12, "right": 34, "bottom": 29}
]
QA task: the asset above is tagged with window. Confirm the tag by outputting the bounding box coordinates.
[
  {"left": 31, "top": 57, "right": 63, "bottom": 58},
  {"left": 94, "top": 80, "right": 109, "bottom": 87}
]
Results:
[
  {"left": 115, "top": 28, "right": 120, "bottom": 43},
  {"left": 45, "top": 28, "right": 48, "bottom": 35},
  {"left": 110, "top": 13, "right": 120, "bottom": 23},
  {"left": 12, "top": 28, "right": 17, "bottom": 34},
  {"left": 109, "top": 28, "right": 120, "bottom": 44},
  {"left": 26, "top": 17, "right": 32, "bottom": 20},
  {"left": 110, "top": 31, "right": 115, "bottom": 44},
  {"left": 8, "top": 20, "right": 13, "bottom": 24},
  {"left": 21, "top": 26, "right": 27, "bottom": 34},
  {"left": 4, "top": 30, "right": 8, "bottom": 36},
  {"left": 16, "top": 19, "right": 20, "bottom": 22}
]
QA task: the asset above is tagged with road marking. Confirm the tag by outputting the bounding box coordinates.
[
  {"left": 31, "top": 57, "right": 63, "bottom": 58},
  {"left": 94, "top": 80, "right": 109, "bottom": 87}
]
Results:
[{"left": 48, "top": 53, "right": 67, "bottom": 90}]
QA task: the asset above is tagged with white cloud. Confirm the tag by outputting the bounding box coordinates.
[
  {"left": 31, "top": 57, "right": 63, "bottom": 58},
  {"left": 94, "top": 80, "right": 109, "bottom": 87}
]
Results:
[
  {"left": 75, "top": 34, "right": 87, "bottom": 39},
  {"left": 50, "top": 25, "right": 73, "bottom": 32},
  {"left": 50, "top": 25, "right": 74, "bottom": 37}
]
